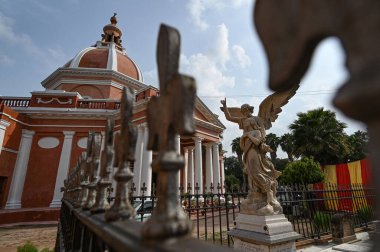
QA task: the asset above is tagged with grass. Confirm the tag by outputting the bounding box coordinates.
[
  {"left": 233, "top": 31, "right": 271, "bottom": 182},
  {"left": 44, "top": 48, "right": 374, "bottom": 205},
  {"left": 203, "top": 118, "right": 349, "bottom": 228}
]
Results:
[{"left": 17, "top": 241, "right": 53, "bottom": 252}]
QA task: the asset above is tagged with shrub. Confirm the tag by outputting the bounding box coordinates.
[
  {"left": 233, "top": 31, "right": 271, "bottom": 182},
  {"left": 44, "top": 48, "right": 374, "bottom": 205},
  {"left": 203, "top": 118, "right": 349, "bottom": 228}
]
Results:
[
  {"left": 17, "top": 242, "right": 53, "bottom": 252},
  {"left": 357, "top": 205, "right": 373, "bottom": 224},
  {"left": 280, "top": 157, "right": 324, "bottom": 185},
  {"left": 313, "top": 211, "right": 331, "bottom": 232},
  {"left": 17, "top": 242, "right": 38, "bottom": 252}
]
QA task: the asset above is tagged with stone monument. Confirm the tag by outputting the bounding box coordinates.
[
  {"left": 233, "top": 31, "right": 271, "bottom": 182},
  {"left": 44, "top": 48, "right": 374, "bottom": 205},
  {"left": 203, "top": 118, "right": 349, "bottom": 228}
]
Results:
[{"left": 222, "top": 80, "right": 301, "bottom": 251}]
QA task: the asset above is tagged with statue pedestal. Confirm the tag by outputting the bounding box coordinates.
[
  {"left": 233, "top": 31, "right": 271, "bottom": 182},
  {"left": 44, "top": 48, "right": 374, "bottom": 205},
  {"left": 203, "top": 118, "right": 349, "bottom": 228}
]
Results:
[{"left": 229, "top": 213, "right": 301, "bottom": 252}]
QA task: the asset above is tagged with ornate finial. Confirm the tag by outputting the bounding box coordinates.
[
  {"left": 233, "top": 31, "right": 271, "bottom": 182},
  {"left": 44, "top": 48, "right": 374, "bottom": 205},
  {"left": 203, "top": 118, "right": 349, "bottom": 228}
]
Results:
[
  {"left": 102, "top": 13, "right": 122, "bottom": 46},
  {"left": 105, "top": 86, "right": 137, "bottom": 222},
  {"left": 110, "top": 13, "right": 117, "bottom": 24},
  {"left": 141, "top": 24, "right": 196, "bottom": 240},
  {"left": 91, "top": 118, "right": 115, "bottom": 214},
  {"left": 82, "top": 133, "right": 102, "bottom": 210}
]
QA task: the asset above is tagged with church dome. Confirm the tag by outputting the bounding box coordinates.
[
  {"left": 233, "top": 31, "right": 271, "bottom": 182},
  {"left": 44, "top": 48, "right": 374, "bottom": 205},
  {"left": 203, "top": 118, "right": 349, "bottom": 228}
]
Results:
[{"left": 65, "top": 13, "right": 143, "bottom": 82}]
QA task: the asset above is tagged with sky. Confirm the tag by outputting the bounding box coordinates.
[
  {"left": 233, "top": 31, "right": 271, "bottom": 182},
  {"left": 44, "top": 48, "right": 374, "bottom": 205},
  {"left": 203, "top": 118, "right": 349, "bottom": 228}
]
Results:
[{"left": 0, "top": 0, "right": 365, "bottom": 157}]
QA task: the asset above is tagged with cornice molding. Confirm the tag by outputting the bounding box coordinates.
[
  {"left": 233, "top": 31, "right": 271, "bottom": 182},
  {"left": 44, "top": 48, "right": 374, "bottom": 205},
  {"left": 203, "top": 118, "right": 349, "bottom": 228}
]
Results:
[{"left": 42, "top": 67, "right": 147, "bottom": 91}]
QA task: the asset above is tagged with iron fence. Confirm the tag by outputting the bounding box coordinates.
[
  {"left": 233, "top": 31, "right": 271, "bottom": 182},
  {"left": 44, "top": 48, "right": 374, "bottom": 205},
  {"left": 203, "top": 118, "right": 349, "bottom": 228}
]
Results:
[{"left": 124, "top": 182, "right": 375, "bottom": 246}]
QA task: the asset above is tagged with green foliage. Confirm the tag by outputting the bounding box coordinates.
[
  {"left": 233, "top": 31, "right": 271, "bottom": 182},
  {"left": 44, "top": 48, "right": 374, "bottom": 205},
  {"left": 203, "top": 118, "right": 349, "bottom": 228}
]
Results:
[
  {"left": 231, "top": 137, "right": 243, "bottom": 162},
  {"left": 17, "top": 242, "right": 53, "bottom": 252},
  {"left": 357, "top": 205, "right": 373, "bottom": 223},
  {"left": 279, "top": 133, "right": 296, "bottom": 162},
  {"left": 347, "top": 130, "right": 369, "bottom": 161},
  {"left": 265, "top": 133, "right": 280, "bottom": 160},
  {"left": 224, "top": 174, "right": 240, "bottom": 192},
  {"left": 271, "top": 158, "right": 290, "bottom": 172},
  {"left": 224, "top": 156, "right": 243, "bottom": 184},
  {"left": 280, "top": 157, "right": 324, "bottom": 185},
  {"left": 289, "top": 108, "right": 350, "bottom": 165},
  {"left": 313, "top": 211, "right": 331, "bottom": 231}
]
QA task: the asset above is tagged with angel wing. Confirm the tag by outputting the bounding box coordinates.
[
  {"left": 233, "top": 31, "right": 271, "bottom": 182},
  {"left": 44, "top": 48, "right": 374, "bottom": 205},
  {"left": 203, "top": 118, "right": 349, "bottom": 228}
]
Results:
[{"left": 258, "top": 83, "right": 300, "bottom": 130}]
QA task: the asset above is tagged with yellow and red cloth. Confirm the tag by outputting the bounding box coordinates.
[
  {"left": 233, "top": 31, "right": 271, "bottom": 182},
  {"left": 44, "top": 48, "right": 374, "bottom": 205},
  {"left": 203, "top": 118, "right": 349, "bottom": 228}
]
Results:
[{"left": 315, "top": 158, "right": 372, "bottom": 212}]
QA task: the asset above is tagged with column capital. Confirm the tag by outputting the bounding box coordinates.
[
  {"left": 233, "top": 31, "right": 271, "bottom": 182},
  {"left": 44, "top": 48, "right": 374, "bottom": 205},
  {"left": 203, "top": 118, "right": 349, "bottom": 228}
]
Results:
[
  {"left": 21, "top": 129, "right": 35, "bottom": 138},
  {"left": 203, "top": 142, "right": 214, "bottom": 148},
  {"left": 184, "top": 146, "right": 195, "bottom": 151},
  {"left": 0, "top": 119, "right": 11, "bottom": 130},
  {"left": 192, "top": 136, "right": 203, "bottom": 143},
  {"left": 63, "top": 131, "right": 75, "bottom": 138}
]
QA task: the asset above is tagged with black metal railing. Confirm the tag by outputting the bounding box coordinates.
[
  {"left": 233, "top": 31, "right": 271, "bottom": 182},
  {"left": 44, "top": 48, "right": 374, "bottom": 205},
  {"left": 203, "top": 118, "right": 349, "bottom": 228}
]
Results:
[{"left": 122, "top": 182, "right": 375, "bottom": 245}]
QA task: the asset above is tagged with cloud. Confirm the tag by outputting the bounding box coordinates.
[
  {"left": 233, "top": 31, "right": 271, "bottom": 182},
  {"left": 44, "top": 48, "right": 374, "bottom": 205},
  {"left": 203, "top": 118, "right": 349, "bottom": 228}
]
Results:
[
  {"left": 231, "top": 0, "right": 252, "bottom": 8},
  {"left": 0, "top": 11, "right": 66, "bottom": 68},
  {"left": 209, "top": 24, "right": 230, "bottom": 68},
  {"left": 186, "top": 0, "right": 225, "bottom": 31},
  {"left": 232, "top": 44, "right": 251, "bottom": 68},
  {"left": 0, "top": 54, "right": 14, "bottom": 66}
]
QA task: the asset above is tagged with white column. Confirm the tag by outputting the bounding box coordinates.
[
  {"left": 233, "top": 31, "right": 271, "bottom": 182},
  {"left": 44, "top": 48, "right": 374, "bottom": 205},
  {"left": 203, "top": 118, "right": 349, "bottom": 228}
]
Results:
[
  {"left": 193, "top": 137, "right": 203, "bottom": 194},
  {"left": 183, "top": 147, "right": 189, "bottom": 193},
  {"left": 141, "top": 125, "right": 152, "bottom": 196},
  {"left": 0, "top": 119, "right": 11, "bottom": 155},
  {"left": 220, "top": 158, "right": 225, "bottom": 193},
  {"left": 204, "top": 143, "right": 213, "bottom": 193},
  {"left": 133, "top": 125, "right": 144, "bottom": 196},
  {"left": 175, "top": 134, "right": 181, "bottom": 189},
  {"left": 187, "top": 146, "right": 195, "bottom": 194},
  {"left": 50, "top": 131, "right": 75, "bottom": 208},
  {"left": 212, "top": 142, "right": 221, "bottom": 192},
  {"left": 5, "top": 129, "right": 35, "bottom": 209}
]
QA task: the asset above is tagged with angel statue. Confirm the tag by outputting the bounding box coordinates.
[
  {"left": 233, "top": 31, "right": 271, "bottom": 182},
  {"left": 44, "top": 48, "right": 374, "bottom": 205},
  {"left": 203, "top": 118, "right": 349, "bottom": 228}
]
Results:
[{"left": 220, "top": 84, "right": 299, "bottom": 216}]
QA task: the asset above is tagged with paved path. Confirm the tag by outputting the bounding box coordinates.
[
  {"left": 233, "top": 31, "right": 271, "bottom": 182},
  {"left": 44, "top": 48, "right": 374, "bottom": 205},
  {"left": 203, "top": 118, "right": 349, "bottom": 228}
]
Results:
[
  {"left": 0, "top": 226, "right": 57, "bottom": 252},
  {"left": 298, "top": 232, "right": 373, "bottom": 252}
]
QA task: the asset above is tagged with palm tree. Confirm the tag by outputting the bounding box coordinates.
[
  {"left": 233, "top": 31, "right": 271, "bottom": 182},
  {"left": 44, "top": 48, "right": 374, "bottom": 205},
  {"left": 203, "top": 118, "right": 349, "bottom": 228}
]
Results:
[
  {"left": 231, "top": 137, "right": 246, "bottom": 191},
  {"left": 231, "top": 137, "right": 243, "bottom": 163},
  {"left": 347, "top": 130, "right": 369, "bottom": 161},
  {"left": 289, "top": 108, "right": 351, "bottom": 165},
  {"left": 279, "top": 133, "right": 295, "bottom": 162},
  {"left": 265, "top": 133, "right": 280, "bottom": 160}
]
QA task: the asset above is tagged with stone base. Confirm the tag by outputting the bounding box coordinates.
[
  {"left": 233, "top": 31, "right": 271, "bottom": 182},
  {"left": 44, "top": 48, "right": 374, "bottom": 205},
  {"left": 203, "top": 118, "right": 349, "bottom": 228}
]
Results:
[
  {"left": 236, "top": 213, "right": 294, "bottom": 235},
  {"left": 234, "top": 237, "right": 296, "bottom": 252},
  {"left": 332, "top": 234, "right": 357, "bottom": 244},
  {"left": 229, "top": 213, "right": 301, "bottom": 252}
]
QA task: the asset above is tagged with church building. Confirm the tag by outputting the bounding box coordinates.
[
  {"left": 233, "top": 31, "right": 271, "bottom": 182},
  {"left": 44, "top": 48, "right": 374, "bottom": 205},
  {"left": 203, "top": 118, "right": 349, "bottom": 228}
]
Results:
[{"left": 0, "top": 15, "right": 225, "bottom": 225}]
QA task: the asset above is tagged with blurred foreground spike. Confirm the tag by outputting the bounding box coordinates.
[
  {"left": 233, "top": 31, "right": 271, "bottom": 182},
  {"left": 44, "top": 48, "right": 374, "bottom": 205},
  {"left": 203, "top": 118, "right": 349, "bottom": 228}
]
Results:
[
  {"left": 83, "top": 133, "right": 101, "bottom": 210},
  {"left": 142, "top": 24, "right": 196, "bottom": 240},
  {"left": 91, "top": 118, "right": 115, "bottom": 213},
  {"left": 105, "top": 87, "right": 137, "bottom": 221}
]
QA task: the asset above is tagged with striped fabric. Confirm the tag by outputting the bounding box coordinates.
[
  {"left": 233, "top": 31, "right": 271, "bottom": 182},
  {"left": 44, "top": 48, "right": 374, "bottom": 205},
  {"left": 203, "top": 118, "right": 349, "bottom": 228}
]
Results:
[{"left": 320, "top": 158, "right": 372, "bottom": 212}]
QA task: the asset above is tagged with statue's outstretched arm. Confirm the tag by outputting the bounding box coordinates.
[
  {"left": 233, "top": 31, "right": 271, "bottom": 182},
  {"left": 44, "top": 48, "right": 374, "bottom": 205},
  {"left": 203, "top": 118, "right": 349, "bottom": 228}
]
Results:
[{"left": 220, "top": 98, "right": 240, "bottom": 123}]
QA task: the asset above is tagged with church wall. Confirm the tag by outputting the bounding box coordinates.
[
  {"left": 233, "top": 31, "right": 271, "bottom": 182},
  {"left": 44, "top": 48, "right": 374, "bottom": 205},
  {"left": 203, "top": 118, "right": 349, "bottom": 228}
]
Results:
[
  {"left": 21, "top": 132, "right": 64, "bottom": 207},
  {"left": 0, "top": 105, "right": 25, "bottom": 208},
  {"left": 64, "top": 84, "right": 108, "bottom": 99},
  {"left": 0, "top": 151, "right": 17, "bottom": 208},
  {"left": 69, "top": 131, "right": 92, "bottom": 170},
  {"left": 109, "top": 86, "right": 124, "bottom": 99}
]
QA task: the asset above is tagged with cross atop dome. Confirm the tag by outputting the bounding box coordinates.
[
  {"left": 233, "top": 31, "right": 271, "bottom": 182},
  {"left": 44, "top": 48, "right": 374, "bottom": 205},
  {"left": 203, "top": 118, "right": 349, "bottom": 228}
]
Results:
[{"left": 102, "top": 13, "right": 123, "bottom": 46}]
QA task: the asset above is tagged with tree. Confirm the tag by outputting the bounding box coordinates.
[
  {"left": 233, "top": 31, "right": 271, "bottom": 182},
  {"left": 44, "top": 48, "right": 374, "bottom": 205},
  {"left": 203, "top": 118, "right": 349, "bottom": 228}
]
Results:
[
  {"left": 224, "top": 174, "right": 241, "bottom": 192},
  {"left": 279, "top": 133, "right": 296, "bottom": 162},
  {"left": 265, "top": 133, "right": 280, "bottom": 160},
  {"left": 280, "top": 157, "right": 324, "bottom": 185},
  {"left": 289, "top": 108, "right": 351, "bottom": 165},
  {"left": 224, "top": 156, "right": 243, "bottom": 185},
  {"left": 347, "top": 130, "right": 369, "bottom": 161},
  {"left": 271, "top": 158, "right": 290, "bottom": 172},
  {"left": 231, "top": 137, "right": 243, "bottom": 163},
  {"left": 230, "top": 137, "right": 247, "bottom": 191}
]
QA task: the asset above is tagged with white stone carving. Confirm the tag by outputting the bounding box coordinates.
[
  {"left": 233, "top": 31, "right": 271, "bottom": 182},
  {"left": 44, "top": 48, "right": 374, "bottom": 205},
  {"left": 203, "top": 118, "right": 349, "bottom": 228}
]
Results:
[
  {"left": 38, "top": 137, "right": 60, "bottom": 149},
  {"left": 77, "top": 137, "right": 88, "bottom": 149},
  {"left": 36, "top": 97, "right": 72, "bottom": 105}
]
